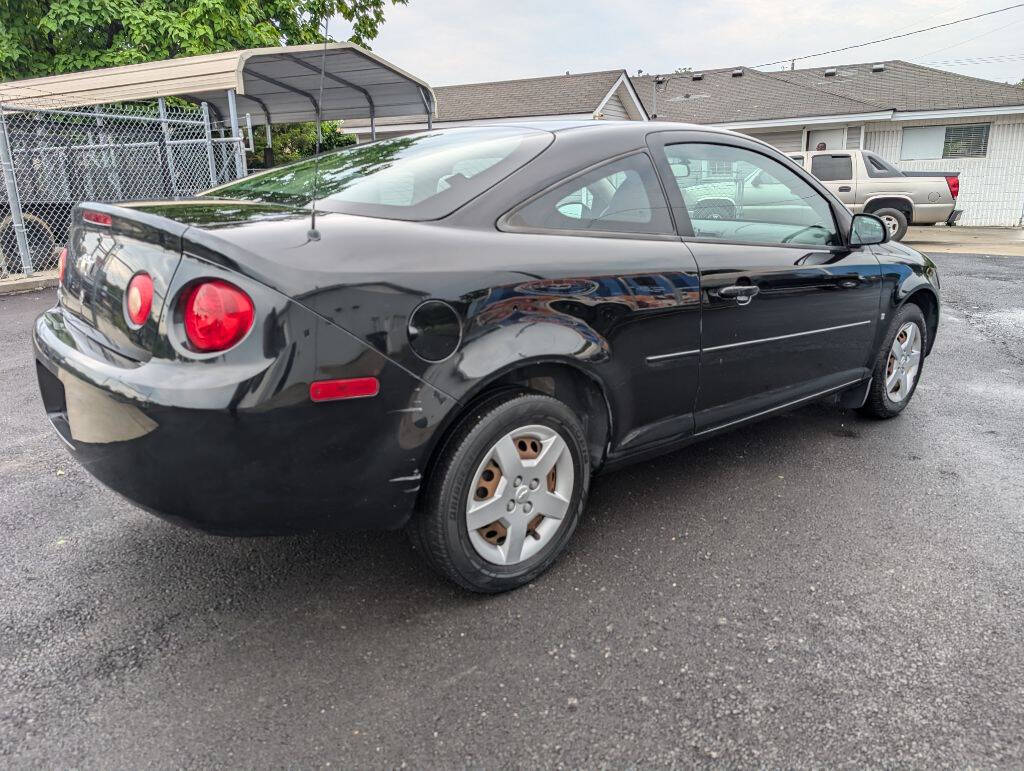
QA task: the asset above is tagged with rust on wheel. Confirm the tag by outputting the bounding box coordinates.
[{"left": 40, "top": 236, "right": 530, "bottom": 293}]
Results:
[{"left": 474, "top": 431, "right": 559, "bottom": 547}]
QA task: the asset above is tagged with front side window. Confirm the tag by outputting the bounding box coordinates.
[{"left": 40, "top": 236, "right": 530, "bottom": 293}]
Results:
[
  {"left": 208, "top": 126, "right": 553, "bottom": 220},
  {"left": 505, "top": 153, "right": 673, "bottom": 236},
  {"left": 810, "top": 154, "right": 853, "bottom": 181},
  {"left": 663, "top": 143, "right": 840, "bottom": 247},
  {"left": 901, "top": 123, "right": 990, "bottom": 160}
]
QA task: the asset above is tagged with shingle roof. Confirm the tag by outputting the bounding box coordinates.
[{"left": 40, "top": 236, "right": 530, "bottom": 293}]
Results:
[
  {"left": 343, "top": 69, "right": 629, "bottom": 128},
  {"left": 768, "top": 60, "right": 1024, "bottom": 112},
  {"left": 633, "top": 67, "right": 877, "bottom": 124},
  {"left": 633, "top": 61, "right": 1024, "bottom": 124},
  {"left": 431, "top": 69, "right": 627, "bottom": 121}
]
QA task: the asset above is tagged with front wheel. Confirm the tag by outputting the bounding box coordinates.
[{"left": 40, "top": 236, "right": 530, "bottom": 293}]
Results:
[
  {"left": 411, "top": 392, "right": 590, "bottom": 593},
  {"left": 859, "top": 303, "right": 927, "bottom": 419}
]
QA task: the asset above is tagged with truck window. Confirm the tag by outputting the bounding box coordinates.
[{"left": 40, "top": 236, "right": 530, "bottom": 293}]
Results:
[
  {"left": 862, "top": 152, "right": 903, "bottom": 178},
  {"left": 810, "top": 154, "right": 853, "bottom": 181}
]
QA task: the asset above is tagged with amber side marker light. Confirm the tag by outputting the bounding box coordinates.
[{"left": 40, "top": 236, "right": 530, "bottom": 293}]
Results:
[
  {"left": 57, "top": 247, "right": 67, "bottom": 283},
  {"left": 309, "top": 377, "right": 380, "bottom": 403}
]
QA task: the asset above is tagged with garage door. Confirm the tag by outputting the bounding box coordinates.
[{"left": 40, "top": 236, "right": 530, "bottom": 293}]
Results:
[{"left": 742, "top": 129, "right": 803, "bottom": 153}]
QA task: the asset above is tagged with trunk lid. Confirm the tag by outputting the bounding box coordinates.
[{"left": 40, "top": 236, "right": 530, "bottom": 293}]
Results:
[{"left": 60, "top": 203, "right": 190, "bottom": 362}]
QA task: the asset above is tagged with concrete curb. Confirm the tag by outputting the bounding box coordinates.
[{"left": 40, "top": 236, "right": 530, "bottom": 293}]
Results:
[{"left": 0, "top": 271, "right": 57, "bottom": 296}]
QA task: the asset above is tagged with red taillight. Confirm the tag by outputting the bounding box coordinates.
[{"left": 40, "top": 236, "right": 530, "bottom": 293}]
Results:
[
  {"left": 183, "top": 280, "right": 254, "bottom": 352},
  {"left": 57, "top": 247, "right": 67, "bottom": 283},
  {"left": 82, "top": 210, "right": 112, "bottom": 227},
  {"left": 309, "top": 377, "right": 380, "bottom": 402},
  {"left": 125, "top": 272, "right": 153, "bottom": 326},
  {"left": 945, "top": 175, "right": 959, "bottom": 198}
]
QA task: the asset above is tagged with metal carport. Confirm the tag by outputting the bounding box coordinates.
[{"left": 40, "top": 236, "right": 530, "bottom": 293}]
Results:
[{"left": 0, "top": 43, "right": 436, "bottom": 171}]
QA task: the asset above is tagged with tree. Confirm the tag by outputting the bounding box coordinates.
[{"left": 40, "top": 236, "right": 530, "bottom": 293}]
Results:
[{"left": 0, "top": 0, "right": 408, "bottom": 80}]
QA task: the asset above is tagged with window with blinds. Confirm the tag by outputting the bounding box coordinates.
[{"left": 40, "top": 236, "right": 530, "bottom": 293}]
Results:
[
  {"left": 942, "top": 123, "right": 990, "bottom": 158},
  {"left": 901, "top": 123, "right": 990, "bottom": 160}
]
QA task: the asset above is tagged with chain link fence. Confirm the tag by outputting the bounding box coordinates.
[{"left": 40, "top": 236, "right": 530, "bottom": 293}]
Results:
[{"left": 0, "top": 98, "right": 247, "bottom": 280}]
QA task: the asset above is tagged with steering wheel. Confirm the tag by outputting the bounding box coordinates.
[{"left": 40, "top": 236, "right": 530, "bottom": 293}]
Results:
[{"left": 781, "top": 223, "right": 829, "bottom": 244}]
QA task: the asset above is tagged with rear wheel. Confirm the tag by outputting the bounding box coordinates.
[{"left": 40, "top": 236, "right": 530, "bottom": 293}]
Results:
[
  {"left": 411, "top": 392, "right": 590, "bottom": 593},
  {"left": 859, "top": 303, "right": 927, "bottom": 419},
  {"left": 873, "top": 207, "right": 908, "bottom": 241}
]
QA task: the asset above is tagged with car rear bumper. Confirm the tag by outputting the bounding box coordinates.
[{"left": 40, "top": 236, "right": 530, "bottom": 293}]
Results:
[
  {"left": 946, "top": 209, "right": 964, "bottom": 225},
  {"left": 33, "top": 305, "right": 450, "bottom": 535}
]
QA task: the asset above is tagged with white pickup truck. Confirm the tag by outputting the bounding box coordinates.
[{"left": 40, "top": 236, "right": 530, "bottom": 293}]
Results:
[{"left": 788, "top": 149, "right": 962, "bottom": 241}]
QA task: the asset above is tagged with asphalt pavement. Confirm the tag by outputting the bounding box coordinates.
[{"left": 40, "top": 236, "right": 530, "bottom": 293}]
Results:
[{"left": 2, "top": 252, "right": 1023, "bottom": 767}]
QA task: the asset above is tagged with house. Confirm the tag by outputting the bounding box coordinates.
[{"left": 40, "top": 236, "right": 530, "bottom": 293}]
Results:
[
  {"left": 633, "top": 61, "right": 1024, "bottom": 227},
  {"left": 343, "top": 69, "right": 647, "bottom": 137}
]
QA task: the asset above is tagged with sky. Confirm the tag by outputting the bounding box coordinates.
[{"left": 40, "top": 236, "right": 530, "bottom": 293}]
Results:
[{"left": 331, "top": 0, "right": 1024, "bottom": 86}]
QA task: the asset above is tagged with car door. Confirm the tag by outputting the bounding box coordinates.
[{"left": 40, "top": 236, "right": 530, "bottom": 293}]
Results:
[
  {"left": 648, "top": 131, "right": 882, "bottom": 432},
  {"left": 809, "top": 152, "right": 857, "bottom": 208},
  {"left": 500, "top": 150, "right": 703, "bottom": 451}
]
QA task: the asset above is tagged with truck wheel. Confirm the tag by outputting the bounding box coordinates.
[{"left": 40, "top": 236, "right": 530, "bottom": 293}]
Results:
[
  {"left": 411, "top": 391, "right": 590, "bottom": 593},
  {"left": 873, "top": 208, "right": 908, "bottom": 241}
]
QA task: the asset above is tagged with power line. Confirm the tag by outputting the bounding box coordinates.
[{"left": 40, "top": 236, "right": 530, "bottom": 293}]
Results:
[
  {"left": 922, "top": 52, "right": 1024, "bottom": 65},
  {"left": 754, "top": 2, "right": 1024, "bottom": 68},
  {"left": 912, "top": 16, "right": 1024, "bottom": 61}
]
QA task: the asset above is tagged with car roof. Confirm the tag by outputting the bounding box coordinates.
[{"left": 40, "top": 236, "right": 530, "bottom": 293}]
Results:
[{"left": 436, "top": 119, "right": 739, "bottom": 137}]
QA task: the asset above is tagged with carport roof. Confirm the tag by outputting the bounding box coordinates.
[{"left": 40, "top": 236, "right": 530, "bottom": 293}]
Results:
[{"left": 0, "top": 44, "right": 435, "bottom": 126}]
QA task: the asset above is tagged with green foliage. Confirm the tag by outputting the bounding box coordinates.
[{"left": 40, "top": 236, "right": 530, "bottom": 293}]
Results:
[
  {"left": 247, "top": 120, "right": 356, "bottom": 168},
  {"left": 0, "top": 0, "right": 408, "bottom": 80}
]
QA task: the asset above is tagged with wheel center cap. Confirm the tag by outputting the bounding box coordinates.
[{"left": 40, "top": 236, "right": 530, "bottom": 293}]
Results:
[{"left": 515, "top": 485, "right": 530, "bottom": 503}]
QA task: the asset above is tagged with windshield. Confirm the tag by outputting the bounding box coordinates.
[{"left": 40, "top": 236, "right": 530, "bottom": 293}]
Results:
[{"left": 208, "top": 126, "right": 553, "bottom": 220}]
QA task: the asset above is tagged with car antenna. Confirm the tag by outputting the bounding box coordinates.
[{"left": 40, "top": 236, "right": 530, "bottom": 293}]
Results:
[{"left": 307, "top": 17, "right": 330, "bottom": 242}]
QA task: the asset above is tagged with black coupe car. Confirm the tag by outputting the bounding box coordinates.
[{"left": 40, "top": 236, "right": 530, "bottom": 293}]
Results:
[{"left": 34, "top": 122, "right": 939, "bottom": 592}]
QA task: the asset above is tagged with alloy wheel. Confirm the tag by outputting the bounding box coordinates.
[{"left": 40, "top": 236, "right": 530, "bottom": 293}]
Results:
[
  {"left": 466, "top": 424, "right": 574, "bottom": 565},
  {"left": 886, "top": 321, "right": 922, "bottom": 403}
]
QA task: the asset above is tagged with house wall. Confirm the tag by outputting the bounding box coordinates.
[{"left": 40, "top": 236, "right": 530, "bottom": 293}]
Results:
[
  {"left": 600, "top": 93, "right": 629, "bottom": 120},
  {"left": 742, "top": 129, "right": 803, "bottom": 152},
  {"left": 863, "top": 115, "right": 1024, "bottom": 227}
]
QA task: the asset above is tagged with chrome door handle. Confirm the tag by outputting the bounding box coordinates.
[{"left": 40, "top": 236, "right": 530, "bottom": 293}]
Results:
[{"left": 717, "top": 285, "right": 760, "bottom": 306}]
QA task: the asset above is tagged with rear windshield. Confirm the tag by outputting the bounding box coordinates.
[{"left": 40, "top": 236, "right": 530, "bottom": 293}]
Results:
[{"left": 208, "top": 126, "right": 553, "bottom": 220}]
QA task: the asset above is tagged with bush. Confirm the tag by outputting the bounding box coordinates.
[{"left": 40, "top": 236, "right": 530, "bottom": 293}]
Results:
[{"left": 247, "top": 121, "right": 357, "bottom": 168}]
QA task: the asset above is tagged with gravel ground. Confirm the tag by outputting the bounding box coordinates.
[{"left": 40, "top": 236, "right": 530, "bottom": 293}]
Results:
[{"left": 1, "top": 252, "right": 1022, "bottom": 767}]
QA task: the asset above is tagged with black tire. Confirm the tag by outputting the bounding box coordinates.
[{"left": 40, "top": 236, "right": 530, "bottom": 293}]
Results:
[
  {"left": 873, "top": 207, "right": 908, "bottom": 241},
  {"left": 859, "top": 303, "right": 927, "bottom": 419},
  {"left": 411, "top": 391, "right": 591, "bottom": 593}
]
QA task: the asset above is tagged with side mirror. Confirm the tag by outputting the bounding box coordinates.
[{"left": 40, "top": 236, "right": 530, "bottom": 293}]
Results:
[
  {"left": 850, "top": 213, "right": 888, "bottom": 246},
  {"left": 671, "top": 162, "right": 690, "bottom": 179}
]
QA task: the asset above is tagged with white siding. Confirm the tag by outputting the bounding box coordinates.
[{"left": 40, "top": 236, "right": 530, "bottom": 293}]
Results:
[
  {"left": 864, "top": 115, "right": 1024, "bottom": 227},
  {"left": 600, "top": 93, "right": 629, "bottom": 120},
  {"left": 742, "top": 129, "right": 803, "bottom": 152}
]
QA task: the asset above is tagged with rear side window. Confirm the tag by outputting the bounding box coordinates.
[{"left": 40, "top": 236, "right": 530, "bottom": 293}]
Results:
[
  {"left": 811, "top": 154, "right": 853, "bottom": 181},
  {"left": 209, "top": 126, "right": 553, "bottom": 220},
  {"left": 504, "top": 153, "right": 673, "bottom": 236},
  {"left": 863, "top": 152, "right": 903, "bottom": 178}
]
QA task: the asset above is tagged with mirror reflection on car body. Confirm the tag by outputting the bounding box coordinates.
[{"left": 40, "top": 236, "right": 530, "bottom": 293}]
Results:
[{"left": 32, "top": 122, "right": 940, "bottom": 593}]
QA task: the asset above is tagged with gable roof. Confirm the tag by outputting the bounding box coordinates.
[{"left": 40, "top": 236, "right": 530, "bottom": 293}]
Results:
[
  {"left": 343, "top": 69, "right": 646, "bottom": 130},
  {"left": 767, "top": 60, "right": 1024, "bottom": 113},
  {"left": 633, "top": 67, "right": 877, "bottom": 124},
  {"left": 633, "top": 60, "right": 1024, "bottom": 125},
  {"left": 432, "top": 69, "right": 632, "bottom": 121}
]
